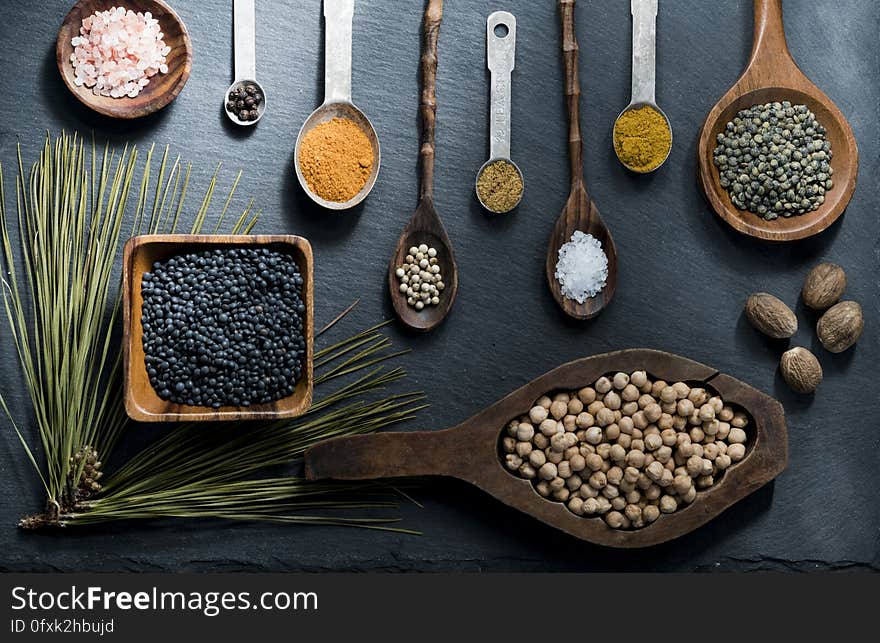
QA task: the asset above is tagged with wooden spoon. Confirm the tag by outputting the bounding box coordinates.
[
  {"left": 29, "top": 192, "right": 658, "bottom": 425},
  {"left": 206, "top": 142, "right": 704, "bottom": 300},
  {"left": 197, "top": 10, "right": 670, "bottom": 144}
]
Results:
[
  {"left": 56, "top": 0, "right": 192, "bottom": 119},
  {"left": 698, "top": 0, "right": 858, "bottom": 241},
  {"left": 305, "top": 349, "right": 788, "bottom": 548},
  {"left": 388, "top": 0, "right": 457, "bottom": 332},
  {"left": 545, "top": 0, "right": 618, "bottom": 320}
]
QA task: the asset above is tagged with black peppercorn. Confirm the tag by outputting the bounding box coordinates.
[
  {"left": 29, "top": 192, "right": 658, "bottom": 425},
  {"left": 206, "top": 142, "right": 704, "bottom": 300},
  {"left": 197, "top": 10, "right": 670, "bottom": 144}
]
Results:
[{"left": 245, "top": 96, "right": 255, "bottom": 108}]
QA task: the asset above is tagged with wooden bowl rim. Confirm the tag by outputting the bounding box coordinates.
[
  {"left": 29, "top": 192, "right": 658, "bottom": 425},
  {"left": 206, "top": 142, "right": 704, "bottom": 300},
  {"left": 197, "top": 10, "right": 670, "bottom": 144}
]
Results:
[
  {"left": 56, "top": 0, "right": 193, "bottom": 119},
  {"left": 122, "top": 234, "right": 314, "bottom": 423}
]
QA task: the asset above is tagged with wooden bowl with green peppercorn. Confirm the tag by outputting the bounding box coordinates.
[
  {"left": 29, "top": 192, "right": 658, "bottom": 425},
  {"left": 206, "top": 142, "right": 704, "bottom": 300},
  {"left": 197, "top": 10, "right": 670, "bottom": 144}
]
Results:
[
  {"left": 698, "top": 0, "right": 858, "bottom": 241},
  {"left": 123, "top": 235, "right": 314, "bottom": 423}
]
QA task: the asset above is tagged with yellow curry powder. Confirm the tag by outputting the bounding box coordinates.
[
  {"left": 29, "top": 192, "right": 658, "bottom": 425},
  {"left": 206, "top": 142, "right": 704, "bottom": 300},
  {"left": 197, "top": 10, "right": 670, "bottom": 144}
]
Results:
[
  {"left": 298, "top": 117, "right": 374, "bottom": 202},
  {"left": 613, "top": 105, "right": 672, "bottom": 172}
]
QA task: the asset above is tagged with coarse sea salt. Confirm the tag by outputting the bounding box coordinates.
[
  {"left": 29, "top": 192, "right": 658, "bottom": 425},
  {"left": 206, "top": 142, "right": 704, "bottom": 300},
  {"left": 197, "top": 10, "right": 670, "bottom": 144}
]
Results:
[
  {"left": 554, "top": 231, "right": 608, "bottom": 303},
  {"left": 69, "top": 6, "right": 170, "bottom": 99}
]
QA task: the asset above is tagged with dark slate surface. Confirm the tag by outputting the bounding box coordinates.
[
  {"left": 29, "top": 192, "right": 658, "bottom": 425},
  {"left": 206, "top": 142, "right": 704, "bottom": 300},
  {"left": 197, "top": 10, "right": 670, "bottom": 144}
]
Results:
[{"left": 0, "top": 0, "right": 877, "bottom": 572}]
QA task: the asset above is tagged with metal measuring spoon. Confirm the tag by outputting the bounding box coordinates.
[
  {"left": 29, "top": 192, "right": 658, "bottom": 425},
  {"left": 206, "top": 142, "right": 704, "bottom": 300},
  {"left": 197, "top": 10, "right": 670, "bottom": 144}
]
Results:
[
  {"left": 294, "top": 0, "right": 380, "bottom": 210},
  {"left": 476, "top": 11, "right": 523, "bottom": 214},
  {"left": 224, "top": 0, "right": 266, "bottom": 126},
  {"left": 613, "top": 0, "right": 672, "bottom": 172}
]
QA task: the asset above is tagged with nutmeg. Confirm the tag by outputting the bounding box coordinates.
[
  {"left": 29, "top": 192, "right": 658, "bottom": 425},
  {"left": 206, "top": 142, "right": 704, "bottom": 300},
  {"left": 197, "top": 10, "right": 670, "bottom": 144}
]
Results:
[
  {"left": 817, "top": 301, "right": 864, "bottom": 353},
  {"left": 745, "top": 292, "right": 797, "bottom": 339},
  {"left": 802, "top": 262, "right": 846, "bottom": 310},
  {"left": 780, "top": 347, "right": 823, "bottom": 394}
]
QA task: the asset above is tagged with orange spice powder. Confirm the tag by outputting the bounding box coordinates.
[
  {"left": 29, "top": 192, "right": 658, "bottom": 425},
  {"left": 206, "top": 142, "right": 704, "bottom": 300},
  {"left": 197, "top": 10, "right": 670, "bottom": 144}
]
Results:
[{"left": 298, "top": 118, "right": 374, "bottom": 203}]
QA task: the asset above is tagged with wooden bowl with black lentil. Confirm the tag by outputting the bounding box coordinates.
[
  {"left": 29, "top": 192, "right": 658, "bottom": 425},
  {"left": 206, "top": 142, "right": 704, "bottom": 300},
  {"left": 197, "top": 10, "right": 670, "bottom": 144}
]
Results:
[{"left": 123, "top": 234, "right": 314, "bottom": 422}]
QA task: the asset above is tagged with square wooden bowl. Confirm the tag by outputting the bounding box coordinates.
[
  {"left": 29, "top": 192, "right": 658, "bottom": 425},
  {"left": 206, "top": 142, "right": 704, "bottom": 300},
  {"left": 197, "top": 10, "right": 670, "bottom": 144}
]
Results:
[{"left": 123, "top": 234, "right": 314, "bottom": 422}]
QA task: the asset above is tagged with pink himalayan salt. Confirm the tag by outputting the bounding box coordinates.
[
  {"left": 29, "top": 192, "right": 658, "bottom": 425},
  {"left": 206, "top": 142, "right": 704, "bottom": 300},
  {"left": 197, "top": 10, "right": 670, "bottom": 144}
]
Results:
[{"left": 69, "top": 6, "right": 170, "bottom": 99}]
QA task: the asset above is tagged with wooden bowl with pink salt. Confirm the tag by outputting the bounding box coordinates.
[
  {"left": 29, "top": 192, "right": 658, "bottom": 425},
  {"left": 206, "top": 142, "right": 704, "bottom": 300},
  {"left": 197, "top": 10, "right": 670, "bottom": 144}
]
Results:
[{"left": 56, "top": 0, "right": 192, "bottom": 119}]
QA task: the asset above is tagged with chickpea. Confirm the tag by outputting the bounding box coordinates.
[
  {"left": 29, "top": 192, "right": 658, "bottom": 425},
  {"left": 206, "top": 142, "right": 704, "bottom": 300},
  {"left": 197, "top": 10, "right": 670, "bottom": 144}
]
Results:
[
  {"left": 659, "top": 495, "right": 678, "bottom": 513},
  {"left": 682, "top": 486, "right": 697, "bottom": 504},
  {"left": 616, "top": 433, "right": 632, "bottom": 450},
  {"left": 579, "top": 443, "right": 595, "bottom": 457},
  {"left": 505, "top": 454, "right": 522, "bottom": 470},
  {"left": 533, "top": 433, "right": 549, "bottom": 450},
  {"left": 715, "top": 454, "right": 732, "bottom": 470},
  {"left": 605, "top": 511, "right": 625, "bottom": 528},
  {"left": 507, "top": 420, "right": 519, "bottom": 437},
  {"left": 595, "top": 407, "right": 615, "bottom": 427},
  {"left": 651, "top": 380, "right": 668, "bottom": 398},
  {"left": 696, "top": 474, "right": 714, "bottom": 489},
  {"left": 632, "top": 411, "right": 648, "bottom": 430},
  {"left": 539, "top": 419, "right": 559, "bottom": 437},
  {"left": 657, "top": 414, "right": 674, "bottom": 432},
  {"left": 607, "top": 466, "right": 624, "bottom": 485},
  {"left": 676, "top": 398, "right": 695, "bottom": 417},
  {"left": 589, "top": 471, "right": 607, "bottom": 489},
  {"left": 673, "top": 474, "right": 692, "bottom": 495},
  {"left": 528, "top": 406, "right": 548, "bottom": 424},
  {"left": 644, "top": 403, "right": 662, "bottom": 423},
  {"left": 611, "top": 496, "right": 627, "bottom": 511},
  {"left": 703, "top": 443, "right": 719, "bottom": 461},
  {"left": 536, "top": 395, "right": 552, "bottom": 409},
  {"left": 575, "top": 412, "right": 594, "bottom": 429},
  {"left": 637, "top": 473, "right": 653, "bottom": 491},
  {"left": 538, "top": 461, "right": 559, "bottom": 480},
  {"left": 585, "top": 453, "right": 604, "bottom": 472},
  {"left": 604, "top": 391, "right": 622, "bottom": 411},
  {"left": 567, "top": 398, "right": 584, "bottom": 416},
  {"left": 514, "top": 423, "right": 534, "bottom": 442},
  {"left": 728, "top": 443, "right": 746, "bottom": 461},
  {"left": 646, "top": 461, "right": 665, "bottom": 482},
  {"left": 549, "top": 432, "right": 567, "bottom": 453},
  {"left": 645, "top": 484, "right": 662, "bottom": 500},
  {"left": 672, "top": 382, "right": 690, "bottom": 399},
  {"left": 583, "top": 497, "right": 600, "bottom": 514},
  {"left": 626, "top": 449, "right": 646, "bottom": 469},
  {"left": 536, "top": 480, "right": 551, "bottom": 497},
  {"left": 625, "top": 489, "right": 642, "bottom": 505},
  {"left": 686, "top": 455, "right": 703, "bottom": 477},
  {"left": 548, "top": 400, "right": 567, "bottom": 420},
  {"left": 515, "top": 441, "right": 533, "bottom": 458},
  {"left": 557, "top": 461, "right": 572, "bottom": 479},
  {"left": 655, "top": 445, "right": 673, "bottom": 464},
  {"left": 583, "top": 426, "right": 602, "bottom": 445},
  {"left": 605, "top": 423, "right": 621, "bottom": 441},
  {"left": 553, "top": 487, "right": 570, "bottom": 502},
  {"left": 596, "top": 443, "right": 612, "bottom": 460},
  {"left": 731, "top": 411, "right": 748, "bottom": 428},
  {"left": 643, "top": 504, "right": 660, "bottom": 523},
  {"left": 623, "top": 503, "right": 641, "bottom": 522},
  {"left": 619, "top": 479, "right": 636, "bottom": 494},
  {"left": 716, "top": 421, "right": 731, "bottom": 440},
  {"left": 630, "top": 439, "right": 645, "bottom": 453},
  {"left": 618, "top": 416, "right": 634, "bottom": 435},
  {"left": 688, "top": 388, "right": 708, "bottom": 406},
  {"left": 568, "top": 496, "right": 585, "bottom": 515},
  {"left": 703, "top": 419, "right": 719, "bottom": 436},
  {"left": 689, "top": 426, "right": 705, "bottom": 443},
  {"left": 549, "top": 476, "right": 566, "bottom": 491},
  {"left": 657, "top": 386, "right": 674, "bottom": 404},
  {"left": 621, "top": 384, "right": 640, "bottom": 402},
  {"left": 580, "top": 483, "right": 599, "bottom": 499},
  {"left": 502, "top": 436, "right": 516, "bottom": 453},
  {"left": 621, "top": 401, "right": 639, "bottom": 417},
  {"left": 644, "top": 433, "right": 663, "bottom": 451},
  {"left": 630, "top": 370, "right": 648, "bottom": 388},
  {"left": 518, "top": 463, "right": 537, "bottom": 479},
  {"left": 698, "top": 403, "right": 715, "bottom": 422},
  {"left": 566, "top": 474, "right": 583, "bottom": 490},
  {"left": 595, "top": 376, "right": 613, "bottom": 394},
  {"left": 672, "top": 415, "right": 688, "bottom": 431},
  {"left": 612, "top": 372, "right": 629, "bottom": 390},
  {"left": 562, "top": 415, "right": 577, "bottom": 433},
  {"left": 577, "top": 387, "right": 597, "bottom": 405},
  {"left": 563, "top": 446, "right": 580, "bottom": 461},
  {"left": 728, "top": 427, "right": 747, "bottom": 444},
  {"left": 691, "top": 443, "right": 704, "bottom": 458},
  {"left": 718, "top": 405, "right": 734, "bottom": 422},
  {"left": 528, "top": 449, "right": 546, "bottom": 468},
  {"left": 609, "top": 444, "right": 627, "bottom": 463},
  {"left": 638, "top": 394, "right": 654, "bottom": 409}
]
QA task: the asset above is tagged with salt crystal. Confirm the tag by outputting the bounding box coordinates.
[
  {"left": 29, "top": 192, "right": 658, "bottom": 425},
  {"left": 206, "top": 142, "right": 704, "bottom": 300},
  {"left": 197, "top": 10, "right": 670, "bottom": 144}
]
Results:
[
  {"left": 69, "top": 6, "right": 169, "bottom": 100},
  {"left": 554, "top": 230, "right": 608, "bottom": 303}
]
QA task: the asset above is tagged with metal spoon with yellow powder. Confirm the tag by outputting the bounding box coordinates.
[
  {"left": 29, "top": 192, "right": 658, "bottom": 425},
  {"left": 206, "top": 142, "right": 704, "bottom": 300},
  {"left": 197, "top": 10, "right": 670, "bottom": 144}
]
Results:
[{"left": 613, "top": 0, "right": 672, "bottom": 173}]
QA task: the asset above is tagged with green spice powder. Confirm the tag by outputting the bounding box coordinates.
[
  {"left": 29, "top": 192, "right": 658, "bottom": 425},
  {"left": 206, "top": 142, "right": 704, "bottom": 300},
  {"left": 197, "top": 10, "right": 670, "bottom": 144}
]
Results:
[{"left": 477, "top": 160, "right": 523, "bottom": 213}]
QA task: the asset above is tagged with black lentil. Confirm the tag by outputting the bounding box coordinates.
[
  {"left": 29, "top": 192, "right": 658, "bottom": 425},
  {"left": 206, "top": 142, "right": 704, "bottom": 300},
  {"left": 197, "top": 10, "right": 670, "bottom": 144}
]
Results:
[
  {"left": 140, "top": 248, "right": 306, "bottom": 408},
  {"left": 713, "top": 101, "right": 833, "bottom": 220},
  {"left": 227, "top": 83, "right": 263, "bottom": 122}
]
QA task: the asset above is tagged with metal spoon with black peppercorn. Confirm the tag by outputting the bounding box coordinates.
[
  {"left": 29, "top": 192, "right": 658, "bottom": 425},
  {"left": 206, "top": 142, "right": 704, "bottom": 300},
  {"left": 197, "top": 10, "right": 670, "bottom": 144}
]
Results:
[{"left": 224, "top": 0, "right": 266, "bottom": 126}]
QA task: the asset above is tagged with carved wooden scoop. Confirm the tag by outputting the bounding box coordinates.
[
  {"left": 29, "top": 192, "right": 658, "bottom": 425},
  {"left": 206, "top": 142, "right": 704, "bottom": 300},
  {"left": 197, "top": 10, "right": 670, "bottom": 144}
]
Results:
[
  {"left": 388, "top": 0, "right": 458, "bottom": 332},
  {"left": 305, "top": 349, "right": 788, "bottom": 548},
  {"left": 546, "top": 0, "right": 618, "bottom": 320},
  {"left": 698, "top": 0, "right": 858, "bottom": 241}
]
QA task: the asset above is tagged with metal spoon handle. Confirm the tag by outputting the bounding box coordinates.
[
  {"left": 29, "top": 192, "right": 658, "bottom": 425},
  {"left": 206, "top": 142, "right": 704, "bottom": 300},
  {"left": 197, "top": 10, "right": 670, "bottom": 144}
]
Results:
[
  {"left": 233, "top": 0, "right": 256, "bottom": 81},
  {"left": 487, "top": 12, "right": 516, "bottom": 161},
  {"left": 420, "top": 0, "right": 443, "bottom": 202},
  {"left": 630, "top": 0, "right": 657, "bottom": 105},
  {"left": 324, "top": 0, "right": 354, "bottom": 104}
]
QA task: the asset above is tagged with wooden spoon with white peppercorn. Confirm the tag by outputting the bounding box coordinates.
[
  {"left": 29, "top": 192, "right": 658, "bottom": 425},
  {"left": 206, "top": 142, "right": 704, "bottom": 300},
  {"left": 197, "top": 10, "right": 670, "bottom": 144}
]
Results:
[
  {"left": 305, "top": 349, "right": 788, "bottom": 548},
  {"left": 698, "top": 0, "right": 858, "bottom": 241},
  {"left": 546, "top": 0, "right": 618, "bottom": 320},
  {"left": 388, "top": 0, "right": 457, "bottom": 333}
]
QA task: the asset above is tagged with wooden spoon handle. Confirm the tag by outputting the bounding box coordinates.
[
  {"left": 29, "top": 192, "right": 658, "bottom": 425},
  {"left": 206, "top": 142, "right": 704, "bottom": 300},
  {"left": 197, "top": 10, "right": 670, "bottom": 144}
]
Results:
[
  {"left": 419, "top": 0, "right": 443, "bottom": 202},
  {"left": 305, "top": 429, "right": 463, "bottom": 481},
  {"left": 747, "top": 0, "right": 796, "bottom": 72},
  {"left": 559, "top": 0, "right": 583, "bottom": 190}
]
